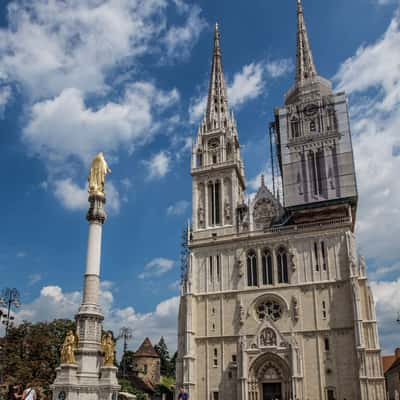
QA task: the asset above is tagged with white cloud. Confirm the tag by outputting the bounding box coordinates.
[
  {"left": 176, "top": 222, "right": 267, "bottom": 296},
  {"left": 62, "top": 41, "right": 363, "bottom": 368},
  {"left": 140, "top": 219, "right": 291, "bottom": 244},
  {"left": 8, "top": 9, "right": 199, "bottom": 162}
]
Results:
[
  {"left": 266, "top": 58, "right": 294, "bottom": 78},
  {"left": 189, "top": 58, "right": 292, "bottom": 123},
  {"left": 53, "top": 178, "right": 120, "bottom": 214},
  {"left": 334, "top": 11, "right": 400, "bottom": 260},
  {"left": 24, "top": 84, "right": 179, "bottom": 165},
  {"left": 16, "top": 251, "right": 27, "bottom": 258},
  {"left": 167, "top": 200, "right": 190, "bottom": 216},
  {"left": 0, "top": 85, "right": 11, "bottom": 116},
  {"left": 371, "top": 279, "right": 400, "bottom": 353},
  {"left": 139, "top": 258, "right": 175, "bottom": 279},
  {"left": 0, "top": 0, "right": 204, "bottom": 212},
  {"left": 189, "top": 94, "right": 207, "bottom": 124},
  {"left": 164, "top": 5, "right": 207, "bottom": 60},
  {"left": 0, "top": 0, "right": 199, "bottom": 101},
  {"left": 145, "top": 151, "right": 171, "bottom": 179},
  {"left": 227, "top": 62, "right": 266, "bottom": 107},
  {"left": 28, "top": 273, "right": 42, "bottom": 286},
  {"left": 13, "top": 284, "right": 180, "bottom": 351},
  {"left": 54, "top": 178, "right": 87, "bottom": 211}
]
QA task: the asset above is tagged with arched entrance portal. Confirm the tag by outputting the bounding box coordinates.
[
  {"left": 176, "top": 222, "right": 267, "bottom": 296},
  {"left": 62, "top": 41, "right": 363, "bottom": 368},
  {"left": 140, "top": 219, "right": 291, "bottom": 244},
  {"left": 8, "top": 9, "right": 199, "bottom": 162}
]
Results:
[{"left": 248, "top": 353, "right": 291, "bottom": 400}]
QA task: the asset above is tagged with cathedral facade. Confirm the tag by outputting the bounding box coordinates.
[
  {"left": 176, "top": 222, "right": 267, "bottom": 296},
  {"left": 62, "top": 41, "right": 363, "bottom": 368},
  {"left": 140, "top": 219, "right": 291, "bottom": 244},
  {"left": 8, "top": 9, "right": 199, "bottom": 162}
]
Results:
[{"left": 176, "top": 2, "right": 385, "bottom": 399}]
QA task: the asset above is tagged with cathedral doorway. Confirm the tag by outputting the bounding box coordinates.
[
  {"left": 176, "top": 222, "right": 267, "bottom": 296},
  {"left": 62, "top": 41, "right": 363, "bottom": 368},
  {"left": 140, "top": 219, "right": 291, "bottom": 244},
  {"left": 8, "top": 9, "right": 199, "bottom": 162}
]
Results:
[
  {"left": 248, "top": 352, "right": 291, "bottom": 400},
  {"left": 262, "top": 382, "right": 282, "bottom": 400}
]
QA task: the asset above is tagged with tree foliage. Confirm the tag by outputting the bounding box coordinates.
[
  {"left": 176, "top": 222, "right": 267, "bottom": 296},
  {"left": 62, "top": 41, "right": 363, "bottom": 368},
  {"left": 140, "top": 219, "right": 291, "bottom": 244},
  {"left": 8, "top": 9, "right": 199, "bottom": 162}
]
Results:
[
  {"left": 0, "top": 319, "right": 75, "bottom": 390},
  {"left": 154, "top": 337, "right": 176, "bottom": 378},
  {"left": 118, "top": 350, "right": 136, "bottom": 377}
]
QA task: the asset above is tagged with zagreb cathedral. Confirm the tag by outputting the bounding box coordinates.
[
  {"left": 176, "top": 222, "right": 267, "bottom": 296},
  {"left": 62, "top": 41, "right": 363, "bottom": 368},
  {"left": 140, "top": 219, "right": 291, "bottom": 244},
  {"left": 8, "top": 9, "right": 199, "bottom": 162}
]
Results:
[{"left": 176, "top": 1, "right": 386, "bottom": 399}]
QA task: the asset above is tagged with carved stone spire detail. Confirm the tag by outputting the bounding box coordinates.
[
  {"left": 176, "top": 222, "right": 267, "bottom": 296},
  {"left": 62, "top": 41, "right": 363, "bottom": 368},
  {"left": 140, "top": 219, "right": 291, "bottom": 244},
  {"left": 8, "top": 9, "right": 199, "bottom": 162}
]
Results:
[
  {"left": 296, "top": 0, "right": 317, "bottom": 85},
  {"left": 204, "top": 23, "right": 232, "bottom": 132}
]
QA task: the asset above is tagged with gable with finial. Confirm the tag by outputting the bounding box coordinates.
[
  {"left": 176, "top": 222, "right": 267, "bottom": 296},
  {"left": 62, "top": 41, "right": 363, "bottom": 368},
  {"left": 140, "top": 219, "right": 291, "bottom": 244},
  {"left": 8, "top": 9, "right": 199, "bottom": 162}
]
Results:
[{"left": 251, "top": 175, "right": 284, "bottom": 229}]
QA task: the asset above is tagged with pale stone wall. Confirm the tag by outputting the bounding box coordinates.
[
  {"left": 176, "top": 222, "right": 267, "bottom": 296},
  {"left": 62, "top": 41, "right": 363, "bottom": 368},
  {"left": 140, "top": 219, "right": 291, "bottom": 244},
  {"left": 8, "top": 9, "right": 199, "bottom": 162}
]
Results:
[
  {"left": 177, "top": 222, "right": 386, "bottom": 400},
  {"left": 134, "top": 356, "right": 160, "bottom": 384}
]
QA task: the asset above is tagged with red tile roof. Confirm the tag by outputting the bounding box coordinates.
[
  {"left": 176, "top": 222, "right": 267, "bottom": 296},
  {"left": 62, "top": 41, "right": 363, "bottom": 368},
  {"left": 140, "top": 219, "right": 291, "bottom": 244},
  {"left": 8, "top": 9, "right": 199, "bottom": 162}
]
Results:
[
  {"left": 383, "top": 355, "right": 396, "bottom": 373},
  {"left": 135, "top": 337, "right": 159, "bottom": 358}
]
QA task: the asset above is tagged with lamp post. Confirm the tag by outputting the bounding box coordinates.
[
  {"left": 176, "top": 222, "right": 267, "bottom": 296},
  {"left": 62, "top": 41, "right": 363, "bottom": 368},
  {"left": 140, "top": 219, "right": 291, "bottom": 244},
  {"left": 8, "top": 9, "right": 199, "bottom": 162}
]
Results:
[
  {"left": 116, "top": 327, "right": 133, "bottom": 378},
  {"left": 0, "top": 288, "right": 21, "bottom": 335}
]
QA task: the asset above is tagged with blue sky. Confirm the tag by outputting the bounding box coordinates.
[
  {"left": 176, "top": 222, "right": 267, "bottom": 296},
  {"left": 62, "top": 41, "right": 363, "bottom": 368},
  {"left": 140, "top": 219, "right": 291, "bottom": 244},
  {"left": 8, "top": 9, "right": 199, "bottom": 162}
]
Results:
[{"left": 1, "top": 0, "right": 400, "bottom": 354}]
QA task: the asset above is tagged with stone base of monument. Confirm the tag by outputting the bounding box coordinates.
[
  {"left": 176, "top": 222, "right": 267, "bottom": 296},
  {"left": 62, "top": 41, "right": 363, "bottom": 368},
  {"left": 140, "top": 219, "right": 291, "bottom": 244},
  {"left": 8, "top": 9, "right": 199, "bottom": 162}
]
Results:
[
  {"left": 51, "top": 364, "right": 119, "bottom": 400},
  {"left": 99, "top": 366, "right": 120, "bottom": 400}
]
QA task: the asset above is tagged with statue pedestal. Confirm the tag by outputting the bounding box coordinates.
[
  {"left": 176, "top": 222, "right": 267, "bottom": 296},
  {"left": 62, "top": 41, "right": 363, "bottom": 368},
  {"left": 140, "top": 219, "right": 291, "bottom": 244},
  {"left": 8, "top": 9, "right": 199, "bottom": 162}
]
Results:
[
  {"left": 99, "top": 366, "right": 120, "bottom": 400},
  {"left": 52, "top": 364, "right": 79, "bottom": 400}
]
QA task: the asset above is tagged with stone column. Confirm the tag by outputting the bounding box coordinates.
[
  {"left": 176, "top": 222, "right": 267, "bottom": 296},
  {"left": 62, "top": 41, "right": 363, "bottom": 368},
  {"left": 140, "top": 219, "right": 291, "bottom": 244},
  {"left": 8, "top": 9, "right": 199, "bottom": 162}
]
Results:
[
  {"left": 75, "top": 193, "right": 106, "bottom": 384},
  {"left": 52, "top": 190, "right": 120, "bottom": 400}
]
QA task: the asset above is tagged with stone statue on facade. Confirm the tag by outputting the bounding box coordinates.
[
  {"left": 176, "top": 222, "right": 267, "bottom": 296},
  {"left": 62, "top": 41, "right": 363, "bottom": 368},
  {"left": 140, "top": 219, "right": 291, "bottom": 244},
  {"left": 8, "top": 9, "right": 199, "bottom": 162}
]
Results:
[
  {"left": 88, "top": 152, "right": 111, "bottom": 196},
  {"left": 198, "top": 206, "right": 205, "bottom": 225},
  {"left": 60, "top": 330, "right": 78, "bottom": 364},
  {"left": 224, "top": 200, "right": 231, "bottom": 221},
  {"left": 102, "top": 332, "right": 115, "bottom": 366}
]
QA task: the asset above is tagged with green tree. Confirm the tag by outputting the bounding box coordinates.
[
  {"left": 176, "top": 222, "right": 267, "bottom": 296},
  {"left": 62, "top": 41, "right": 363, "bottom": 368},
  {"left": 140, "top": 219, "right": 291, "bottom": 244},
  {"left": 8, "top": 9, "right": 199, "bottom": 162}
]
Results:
[
  {"left": 154, "top": 337, "right": 171, "bottom": 377},
  {"left": 119, "top": 350, "right": 136, "bottom": 377},
  {"left": 0, "top": 319, "right": 75, "bottom": 390},
  {"left": 169, "top": 351, "right": 177, "bottom": 377}
]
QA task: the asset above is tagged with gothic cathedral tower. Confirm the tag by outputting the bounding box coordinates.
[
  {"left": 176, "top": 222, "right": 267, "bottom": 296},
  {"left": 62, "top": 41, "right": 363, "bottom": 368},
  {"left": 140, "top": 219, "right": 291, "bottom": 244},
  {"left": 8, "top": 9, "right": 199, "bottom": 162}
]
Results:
[
  {"left": 177, "top": 2, "right": 386, "bottom": 399},
  {"left": 191, "top": 23, "right": 246, "bottom": 233}
]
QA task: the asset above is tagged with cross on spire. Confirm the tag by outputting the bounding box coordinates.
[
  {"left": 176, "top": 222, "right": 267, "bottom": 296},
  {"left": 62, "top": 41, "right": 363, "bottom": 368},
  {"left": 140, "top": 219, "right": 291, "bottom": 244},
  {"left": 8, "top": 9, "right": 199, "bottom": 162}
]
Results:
[
  {"left": 296, "top": 0, "right": 317, "bottom": 85},
  {"left": 204, "top": 22, "right": 231, "bottom": 131}
]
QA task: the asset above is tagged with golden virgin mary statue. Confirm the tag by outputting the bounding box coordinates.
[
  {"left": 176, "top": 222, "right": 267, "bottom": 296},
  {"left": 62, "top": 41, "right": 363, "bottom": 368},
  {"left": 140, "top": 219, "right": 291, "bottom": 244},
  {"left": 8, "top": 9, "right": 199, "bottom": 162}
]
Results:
[
  {"left": 88, "top": 152, "right": 111, "bottom": 196},
  {"left": 60, "top": 330, "right": 78, "bottom": 364}
]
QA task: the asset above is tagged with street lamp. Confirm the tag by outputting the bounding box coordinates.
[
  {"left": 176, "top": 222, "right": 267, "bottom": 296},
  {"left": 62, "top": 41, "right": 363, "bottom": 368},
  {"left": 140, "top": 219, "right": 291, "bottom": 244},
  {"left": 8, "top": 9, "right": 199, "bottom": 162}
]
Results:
[
  {"left": 0, "top": 288, "right": 21, "bottom": 335},
  {"left": 116, "top": 327, "right": 133, "bottom": 378}
]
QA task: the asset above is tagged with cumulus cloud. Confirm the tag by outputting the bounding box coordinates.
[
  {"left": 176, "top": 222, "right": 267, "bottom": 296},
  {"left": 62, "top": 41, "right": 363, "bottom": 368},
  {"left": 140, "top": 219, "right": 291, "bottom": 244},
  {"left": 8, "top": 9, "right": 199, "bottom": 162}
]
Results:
[
  {"left": 28, "top": 273, "right": 42, "bottom": 286},
  {"left": 334, "top": 11, "right": 400, "bottom": 261},
  {"left": 266, "top": 58, "right": 294, "bottom": 78},
  {"left": 139, "top": 258, "right": 175, "bottom": 279},
  {"left": 0, "top": 85, "right": 11, "bottom": 116},
  {"left": 0, "top": 0, "right": 200, "bottom": 100},
  {"left": 12, "top": 284, "right": 179, "bottom": 351},
  {"left": 0, "top": 0, "right": 203, "bottom": 212},
  {"left": 24, "top": 84, "right": 179, "bottom": 164},
  {"left": 189, "top": 58, "right": 293, "bottom": 123},
  {"left": 167, "top": 200, "right": 190, "bottom": 216},
  {"left": 54, "top": 178, "right": 87, "bottom": 211},
  {"left": 53, "top": 178, "right": 120, "bottom": 214},
  {"left": 144, "top": 151, "right": 171, "bottom": 179},
  {"left": 164, "top": 5, "right": 207, "bottom": 60},
  {"left": 371, "top": 279, "right": 400, "bottom": 353}
]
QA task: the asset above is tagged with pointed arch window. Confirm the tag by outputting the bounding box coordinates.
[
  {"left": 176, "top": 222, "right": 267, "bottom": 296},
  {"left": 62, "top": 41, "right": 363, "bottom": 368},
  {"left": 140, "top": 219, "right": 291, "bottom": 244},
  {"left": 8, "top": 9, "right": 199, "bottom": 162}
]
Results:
[
  {"left": 262, "top": 249, "right": 273, "bottom": 285},
  {"left": 247, "top": 250, "right": 258, "bottom": 287},
  {"left": 291, "top": 117, "right": 300, "bottom": 138},
  {"left": 208, "top": 181, "right": 221, "bottom": 226},
  {"left": 277, "top": 247, "right": 289, "bottom": 284},
  {"left": 196, "top": 151, "right": 203, "bottom": 168},
  {"left": 310, "top": 119, "right": 316, "bottom": 132}
]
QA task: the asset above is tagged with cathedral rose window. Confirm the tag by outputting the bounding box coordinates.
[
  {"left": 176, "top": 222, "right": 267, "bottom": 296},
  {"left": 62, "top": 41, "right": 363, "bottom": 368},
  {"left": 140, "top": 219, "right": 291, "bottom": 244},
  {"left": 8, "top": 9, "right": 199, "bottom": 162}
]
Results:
[{"left": 256, "top": 299, "right": 283, "bottom": 321}]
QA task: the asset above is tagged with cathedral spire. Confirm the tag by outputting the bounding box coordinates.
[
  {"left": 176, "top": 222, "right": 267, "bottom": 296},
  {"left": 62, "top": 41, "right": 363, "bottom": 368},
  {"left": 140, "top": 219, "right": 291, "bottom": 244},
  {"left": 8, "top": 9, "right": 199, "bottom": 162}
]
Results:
[
  {"left": 204, "top": 22, "right": 231, "bottom": 131},
  {"left": 296, "top": 0, "right": 317, "bottom": 85}
]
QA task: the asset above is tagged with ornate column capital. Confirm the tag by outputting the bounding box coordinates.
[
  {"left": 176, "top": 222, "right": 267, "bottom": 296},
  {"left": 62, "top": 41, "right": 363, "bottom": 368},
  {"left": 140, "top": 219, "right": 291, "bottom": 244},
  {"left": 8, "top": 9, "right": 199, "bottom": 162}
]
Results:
[{"left": 86, "top": 194, "right": 107, "bottom": 224}]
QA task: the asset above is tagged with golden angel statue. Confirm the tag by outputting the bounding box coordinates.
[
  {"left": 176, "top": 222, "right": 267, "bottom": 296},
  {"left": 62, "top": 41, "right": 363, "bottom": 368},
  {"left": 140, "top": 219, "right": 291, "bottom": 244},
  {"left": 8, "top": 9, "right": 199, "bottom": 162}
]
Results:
[
  {"left": 60, "top": 330, "right": 78, "bottom": 364},
  {"left": 88, "top": 152, "right": 111, "bottom": 196},
  {"left": 101, "top": 331, "right": 115, "bottom": 366}
]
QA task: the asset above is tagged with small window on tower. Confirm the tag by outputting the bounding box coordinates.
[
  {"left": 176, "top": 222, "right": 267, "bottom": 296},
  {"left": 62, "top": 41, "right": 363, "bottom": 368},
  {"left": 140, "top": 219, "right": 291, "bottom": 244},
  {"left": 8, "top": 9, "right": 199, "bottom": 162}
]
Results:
[
  {"left": 310, "top": 120, "right": 316, "bottom": 132},
  {"left": 322, "top": 301, "right": 327, "bottom": 319},
  {"left": 209, "top": 256, "right": 214, "bottom": 281},
  {"left": 213, "top": 154, "right": 217, "bottom": 164},
  {"left": 216, "top": 255, "right": 221, "bottom": 280},
  {"left": 324, "top": 337, "right": 330, "bottom": 352},
  {"left": 314, "top": 242, "right": 319, "bottom": 271},
  {"left": 321, "top": 241, "right": 327, "bottom": 271},
  {"left": 232, "top": 354, "right": 237, "bottom": 363}
]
